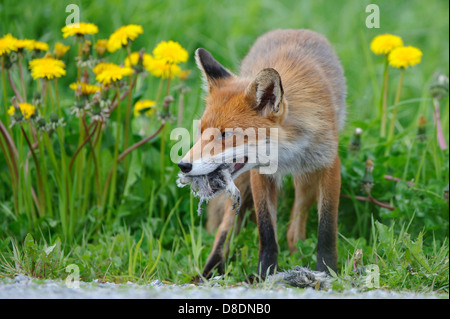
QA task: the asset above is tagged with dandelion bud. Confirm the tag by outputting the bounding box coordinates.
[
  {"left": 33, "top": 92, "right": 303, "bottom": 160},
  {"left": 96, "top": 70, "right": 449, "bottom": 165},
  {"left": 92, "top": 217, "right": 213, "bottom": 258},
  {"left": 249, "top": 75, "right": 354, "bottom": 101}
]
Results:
[
  {"left": 94, "top": 39, "right": 108, "bottom": 57},
  {"left": 417, "top": 115, "right": 427, "bottom": 142},
  {"left": 9, "top": 106, "right": 23, "bottom": 122},
  {"left": 9, "top": 97, "right": 22, "bottom": 122},
  {"left": 32, "top": 41, "right": 49, "bottom": 53},
  {"left": 429, "top": 73, "right": 449, "bottom": 99},
  {"left": 163, "top": 95, "right": 174, "bottom": 108},
  {"left": 178, "top": 70, "right": 191, "bottom": 81},
  {"left": 352, "top": 249, "right": 364, "bottom": 274},
  {"left": 353, "top": 249, "right": 363, "bottom": 266},
  {"left": 54, "top": 42, "right": 70, "bottom": 59},
  {"left": 46, "top": 113, "right": 65, "bottom": 131},
  {"left": 133, "top": 49, "right": 146, "bottom": 73},
  {"left": 361, "top": 158, "right": 375, "bottom": 194},
  {"left": 70, "top": 101, "right": 85, "bottom": 118},
  {"left": 82, "top": 40, "right": 91, "bottom": 59},
  {"left": 49, "top": 112, "right": 59, "bottom": 123},
  {"left": 2, "top": 52, "right": 16, "bottom": 69},
  {"left": 74, "top": 85, "right": 83, "bottom": 99},
  {"left": 32, "top": 92, "right": 42, "bottom": 105},
  {"left": 138, "top": 48, "right": 145, "bottom": 63},
  {"left": 36, "top": 117, "right": 46, "bottom": 130},
  {"left": 349, "top": 127, "right": 363, "bottom": 152},
  {"left": 91, "top": 104, "right": 102, "bottom": 116},
  {"left": 444, "top": 184, "right": 449, "bottom": 203},
  {"left": 158, "top": 96, "right": 174, "bottom": 122},
  {"left": 92, "top": 91, "right": 101, "bottom": 105}
]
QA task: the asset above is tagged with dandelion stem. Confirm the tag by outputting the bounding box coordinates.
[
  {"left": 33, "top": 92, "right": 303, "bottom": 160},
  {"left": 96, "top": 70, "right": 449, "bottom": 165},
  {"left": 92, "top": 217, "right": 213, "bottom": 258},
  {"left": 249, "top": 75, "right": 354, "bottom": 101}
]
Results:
[
  {"left": 69, "top": 120, "right": 99, "bottom": 173},
  {"left": 54, "top": 79, "right": 61, "bottom": 115},
  {"left": 118, "top": 123, "right": 165, "bottom": 163},
  {"left": 42, "top": 131, "right": 60, "bottom": 181},
  {"left": 7, "top": 69, "right": 23, "bottom": 103},
  {"left": 177, "top": 90, "right": 185, "bottom": 126},
  {"left": 384, "top": 174, "right": 415, "bottom": 187},
  {"left": 21, "top": 124, "right": 45, "bottom": 215},
  {"left": 81, "top": 116, "right": 101, "bottom": 203},
  {"left": 1, "top": 57, "right": 11, "bottom": 130},
  {"left": 123, "top": 66, "right": 135, "bottom": 175},
  {"left": 155, "top": 78, "right": 164, "bottom": 104},
  {"left": 0, "top": 131, "right": 18, "bottom": 212},
  {"left": 387, "top": 69, "right": 405, "bottom": 144},
  {"left": 109, "top": 76, "right": 137, "bottom": 112},
  {"left": 77, "top": 39, "right": 82, "bottom": 82},
  {"left": 432, "top": 97, "right": 447, "bottom": 150},
  {"left": 160, "top": 74, "right": 172, "bottom": 183},
  {"left": 341, "top": 193, "right": 394, "bottom": 210},
  {"left": 1, "top": 57, "right": 7, "bottom": 106},
  {"left": 47, "top": 80, "right": 56, "bottom": 113},
  {"left": 379, "top": 58, "right": 389, "bottom": 138},
  {"left": 160, "top": 125, "right": 167, "bottom": 183},
  {"left": 166, "top": 75, "right": 171, "bottom": 97},
  {"left": 0, "top": 115, "right": 19, "bottom": 215},
  {"left": 18, "top": 54, "right": 27, "bottom": 103},
  {"left": 106, "top": 88, "right": 122, "bottom": 216},
  {"left": 36, "top": 128, "right": 53, "bottom": 218},
  {"left": 91, "top": 118, "right": 102, "bottom": 149},
  {"left": 0, "top": 118, "right": 19, "bottom": 177},
  {"left": 103, "top": 123, "right": 165, "bottom": 206}
]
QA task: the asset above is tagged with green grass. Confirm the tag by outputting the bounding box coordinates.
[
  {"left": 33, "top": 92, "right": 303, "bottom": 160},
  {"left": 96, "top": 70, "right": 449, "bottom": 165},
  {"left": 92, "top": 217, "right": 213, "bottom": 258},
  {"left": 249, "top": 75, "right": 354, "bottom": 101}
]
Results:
[{"left": 0, "top": 0, "right": 448, "bottom": 295}]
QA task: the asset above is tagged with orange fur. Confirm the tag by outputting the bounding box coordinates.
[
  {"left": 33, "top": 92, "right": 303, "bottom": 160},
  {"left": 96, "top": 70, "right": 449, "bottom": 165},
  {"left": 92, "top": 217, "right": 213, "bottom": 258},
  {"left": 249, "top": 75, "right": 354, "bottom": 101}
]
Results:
[{"left": 185, "top": 29, "right": 346, "bottom": 277}]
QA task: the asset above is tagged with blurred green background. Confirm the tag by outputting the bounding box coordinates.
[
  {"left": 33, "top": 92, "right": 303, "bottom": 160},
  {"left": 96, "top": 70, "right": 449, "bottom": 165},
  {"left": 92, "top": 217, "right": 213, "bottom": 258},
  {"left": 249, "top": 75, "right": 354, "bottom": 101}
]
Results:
[{"left": 1, "top": 0, "right": 448, "bottom": 131}]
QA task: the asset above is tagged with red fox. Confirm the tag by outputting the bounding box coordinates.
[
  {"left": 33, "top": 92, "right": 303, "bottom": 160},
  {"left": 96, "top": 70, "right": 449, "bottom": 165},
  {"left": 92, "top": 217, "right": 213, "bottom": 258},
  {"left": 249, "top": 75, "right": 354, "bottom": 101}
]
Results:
[{"left": 178, "top": 29, "right": 346, "bottom": 278}]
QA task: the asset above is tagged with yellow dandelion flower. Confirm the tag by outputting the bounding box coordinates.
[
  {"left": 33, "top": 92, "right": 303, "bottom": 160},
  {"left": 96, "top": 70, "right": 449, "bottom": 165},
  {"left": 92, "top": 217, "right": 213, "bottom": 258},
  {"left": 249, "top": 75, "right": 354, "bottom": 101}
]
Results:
[
  {"left": 29, "top": 56, "right": 66, "bottom": 80},
  {"left": 31, "top": 41, "right": 49, "bottom": 52},
  {"left": 125, "top": 52, "right": 140, "bottom": 67},
  {"left": 388, "top": 46, "right": 423, "bottom": 69},
  {"left": 62, "top": 22, "right": 99, "bottom": 38},
  {"left": 370, "top": 34, "right": 403, "bottom": 55},
  {"left": 146, "top": 57, "right": 181, "bottom": 79},
  {"left": 81, "top": 40, "right": 92, "bottom": 56},
  {"left": 7, "top": 106, "right": 15, "bottom": 116},
  {"left": 54, "top": 42, "right": 70, "bottom": 58},
  {"left": 94, "top": 39, "right": 108, "bottom": 56},
  {"left": 0, "top": 34, "right": 17, "bottom": 56},
  {"left": 134, "top": 99, "right": 156, "bottom": 116},
  {"left": 153, "top": 40, "right": 188, "bottom": 64},
  {"left": 178, "top": 69, "right": 191, "bottom": 81},
  {"left": 69, "top": 82, "right": 101, "bottom": 95},
  {"left": 124, "top": 51, "right": 153, "bottom": 69},
  {"left": 107, "top": 24, "right": 143, "bottom": 53},
  {"left": 8, "top": 103, "right": 36, "bottom": 119},
  {"left": 14, "top": 39, "right": 35, "bottom": 52},
  {"left": 95, "top": 62, "right": 134, "bottom": 85},
  {"left": 92, "top": 62, "right": 117, "bottom": 75}
]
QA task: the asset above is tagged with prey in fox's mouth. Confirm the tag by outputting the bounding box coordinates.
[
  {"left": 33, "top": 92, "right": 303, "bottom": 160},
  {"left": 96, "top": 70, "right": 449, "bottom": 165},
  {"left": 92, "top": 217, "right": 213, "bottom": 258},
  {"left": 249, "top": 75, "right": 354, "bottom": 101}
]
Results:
[{"left": 176, "top": 156, "right": 248, "bottom": 215}]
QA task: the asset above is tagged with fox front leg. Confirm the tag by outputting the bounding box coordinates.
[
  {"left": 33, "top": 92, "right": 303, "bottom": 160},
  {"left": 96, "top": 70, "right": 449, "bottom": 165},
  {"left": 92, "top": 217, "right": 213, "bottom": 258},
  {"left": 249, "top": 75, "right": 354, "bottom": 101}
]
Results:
[
  {"left": 250, "top": 171, "right": 279, "bottom": 278},
  {"left": 316, "top": 156, "right": 341, "bottom": 273},
  {"left": 202, "top": 199, "right": 235, "bottom": 277}
]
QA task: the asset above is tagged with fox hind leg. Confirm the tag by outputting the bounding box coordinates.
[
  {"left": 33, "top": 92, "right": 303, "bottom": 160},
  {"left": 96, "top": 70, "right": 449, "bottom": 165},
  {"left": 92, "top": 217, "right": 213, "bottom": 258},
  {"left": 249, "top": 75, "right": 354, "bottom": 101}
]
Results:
[{"left": 287, "top": 175, "right": 318, "bottom": 253}]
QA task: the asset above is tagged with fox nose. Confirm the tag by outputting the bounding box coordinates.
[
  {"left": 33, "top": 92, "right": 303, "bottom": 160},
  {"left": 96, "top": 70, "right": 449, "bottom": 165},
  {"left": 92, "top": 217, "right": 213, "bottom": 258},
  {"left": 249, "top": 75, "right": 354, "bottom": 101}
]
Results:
[{"left": 178, "top": 161, "right": 192, "bottom": 173}]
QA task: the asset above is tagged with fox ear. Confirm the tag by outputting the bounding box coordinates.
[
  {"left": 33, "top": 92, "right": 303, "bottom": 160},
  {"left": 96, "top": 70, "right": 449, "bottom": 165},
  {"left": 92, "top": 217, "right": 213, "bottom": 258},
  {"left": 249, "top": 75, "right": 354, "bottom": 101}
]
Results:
[
  {"left": 195, "top": 48, "right": 233, "bottom": 92},
  {"left": 245, "top": 68, "right": 285, "bottom": 116}
]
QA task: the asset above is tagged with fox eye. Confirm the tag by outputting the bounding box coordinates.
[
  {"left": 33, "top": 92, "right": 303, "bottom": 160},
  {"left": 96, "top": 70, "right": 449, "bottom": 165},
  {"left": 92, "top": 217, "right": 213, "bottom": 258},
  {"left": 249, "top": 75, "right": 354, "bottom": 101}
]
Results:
[{"left": 221, "top": 131, "right": 234, "bottom": 139}]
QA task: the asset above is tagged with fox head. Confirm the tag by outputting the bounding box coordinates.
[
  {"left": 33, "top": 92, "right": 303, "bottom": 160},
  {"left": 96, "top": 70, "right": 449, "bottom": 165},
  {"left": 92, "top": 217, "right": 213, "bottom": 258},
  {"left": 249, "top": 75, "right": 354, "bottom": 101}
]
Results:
[{"left": 178, "top": 48, "right": 285, "bottom": 180}]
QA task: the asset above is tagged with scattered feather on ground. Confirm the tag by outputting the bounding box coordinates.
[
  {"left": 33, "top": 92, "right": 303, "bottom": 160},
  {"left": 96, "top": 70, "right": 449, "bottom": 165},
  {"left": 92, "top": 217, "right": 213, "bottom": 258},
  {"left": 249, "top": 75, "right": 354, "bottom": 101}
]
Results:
[{"left": 267, "top": 266, "right": 331, "bottom": 289}]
